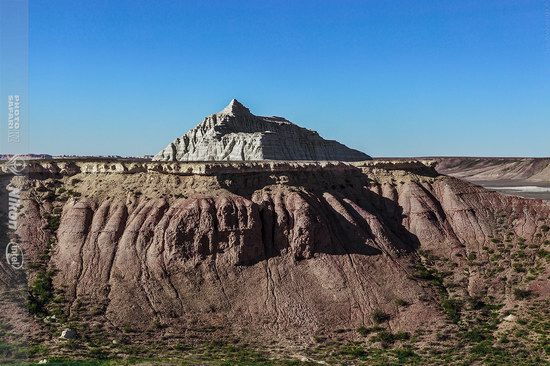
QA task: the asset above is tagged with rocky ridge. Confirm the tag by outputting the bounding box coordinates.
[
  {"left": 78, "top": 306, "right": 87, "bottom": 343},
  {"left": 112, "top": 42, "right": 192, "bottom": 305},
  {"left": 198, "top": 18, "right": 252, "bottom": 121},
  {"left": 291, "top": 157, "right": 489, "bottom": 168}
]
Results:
[{"left": 0, "top": 159, "right": 429, "bottom": 177}]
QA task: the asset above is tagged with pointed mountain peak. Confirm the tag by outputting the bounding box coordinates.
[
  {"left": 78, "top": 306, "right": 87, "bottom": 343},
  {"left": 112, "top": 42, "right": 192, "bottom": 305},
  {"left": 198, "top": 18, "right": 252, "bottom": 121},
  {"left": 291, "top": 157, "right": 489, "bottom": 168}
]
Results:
[
  {"left": 154, "top": 99, "right": 371, "bottom": 162},
  {"left": 219, "top": 99, "right": 252, "bottom": 116}
]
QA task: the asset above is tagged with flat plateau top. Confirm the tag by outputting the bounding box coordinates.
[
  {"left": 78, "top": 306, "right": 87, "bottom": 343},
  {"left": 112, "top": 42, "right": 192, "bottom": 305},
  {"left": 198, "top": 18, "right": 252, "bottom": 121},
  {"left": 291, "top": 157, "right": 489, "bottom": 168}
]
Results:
[{"left": 0, "top": 158, "right": 433, "bottom": 176}]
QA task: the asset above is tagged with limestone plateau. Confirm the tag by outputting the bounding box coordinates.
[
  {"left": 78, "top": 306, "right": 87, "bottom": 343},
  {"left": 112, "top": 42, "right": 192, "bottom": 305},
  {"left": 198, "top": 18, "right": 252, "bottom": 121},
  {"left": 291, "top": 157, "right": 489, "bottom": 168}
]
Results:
[
  {"left": 1, "top": 158, "right": 549, "bottom": 364},
  {"left": 153, "top": 99, "right": 371, "bottom": 162}
]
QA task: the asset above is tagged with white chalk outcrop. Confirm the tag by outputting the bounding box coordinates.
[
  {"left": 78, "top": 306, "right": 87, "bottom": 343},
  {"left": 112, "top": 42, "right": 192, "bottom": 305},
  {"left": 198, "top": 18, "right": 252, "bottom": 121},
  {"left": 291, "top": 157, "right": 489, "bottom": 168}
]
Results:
[{"left": 153, "top": 99, "right": 371, "bottom": 162}]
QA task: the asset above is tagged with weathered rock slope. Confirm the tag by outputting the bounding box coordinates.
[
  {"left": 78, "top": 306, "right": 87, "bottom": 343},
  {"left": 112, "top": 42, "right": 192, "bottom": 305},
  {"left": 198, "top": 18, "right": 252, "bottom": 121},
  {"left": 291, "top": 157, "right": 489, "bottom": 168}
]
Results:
[
  {"left": 153, "top": 99, "right": 371, "bottom": 162},
  {"left": 1, "top": 160, "right": 549, "bottom": 362}
]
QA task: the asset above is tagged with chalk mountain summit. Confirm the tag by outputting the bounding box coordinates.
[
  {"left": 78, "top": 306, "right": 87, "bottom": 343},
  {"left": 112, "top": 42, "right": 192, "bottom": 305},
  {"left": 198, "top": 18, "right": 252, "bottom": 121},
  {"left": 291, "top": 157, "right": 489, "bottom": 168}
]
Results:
[{"left": 154, "top": 99, "right": 371, "bottom": 162}]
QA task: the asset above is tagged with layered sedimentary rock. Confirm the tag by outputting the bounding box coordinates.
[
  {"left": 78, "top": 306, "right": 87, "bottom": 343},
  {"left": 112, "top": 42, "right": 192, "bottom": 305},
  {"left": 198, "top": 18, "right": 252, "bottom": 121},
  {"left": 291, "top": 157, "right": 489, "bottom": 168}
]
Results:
[
  {"left": 434, "top": 157, "right": 550, "bottom": 182},
  {"left": 153, "top": 99, "right": 371, "bottom": 162}
]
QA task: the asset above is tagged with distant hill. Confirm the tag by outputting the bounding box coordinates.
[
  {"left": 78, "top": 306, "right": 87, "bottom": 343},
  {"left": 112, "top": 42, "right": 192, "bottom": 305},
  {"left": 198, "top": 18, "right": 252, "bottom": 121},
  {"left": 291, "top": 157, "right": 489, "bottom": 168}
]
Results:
[
  {"left": 154, "top": 99, "right": 371, "bottom": 162},
  {"left": 434, "top": 157, "right": 550, "bottom": 182},
  {"left": 0, "top": 153, "right": 52, "bottom": 160}
]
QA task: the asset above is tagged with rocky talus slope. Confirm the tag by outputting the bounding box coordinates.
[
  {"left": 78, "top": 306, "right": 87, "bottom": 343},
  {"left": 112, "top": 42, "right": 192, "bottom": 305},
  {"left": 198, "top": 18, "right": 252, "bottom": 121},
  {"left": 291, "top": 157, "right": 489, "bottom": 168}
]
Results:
[
  {"left": 1, "top": 160, "right": 549, "bottom": 364},
  {"left": 153, "top": 99, "right": 371, "bottom": 162}
]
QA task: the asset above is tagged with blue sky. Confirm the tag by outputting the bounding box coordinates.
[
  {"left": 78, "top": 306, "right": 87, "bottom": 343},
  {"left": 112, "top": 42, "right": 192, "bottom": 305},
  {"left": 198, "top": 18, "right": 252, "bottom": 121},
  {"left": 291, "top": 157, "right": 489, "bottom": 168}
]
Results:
[{"left": 27, "top": 0, "right": 550, "bottom": 157}]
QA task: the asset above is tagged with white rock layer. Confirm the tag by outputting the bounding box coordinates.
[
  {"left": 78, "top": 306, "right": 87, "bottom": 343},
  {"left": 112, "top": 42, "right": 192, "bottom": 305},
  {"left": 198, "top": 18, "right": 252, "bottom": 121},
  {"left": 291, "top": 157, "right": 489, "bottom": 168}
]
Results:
[{"left": 153, "top": 99, "right": 371, "bottom": 162}]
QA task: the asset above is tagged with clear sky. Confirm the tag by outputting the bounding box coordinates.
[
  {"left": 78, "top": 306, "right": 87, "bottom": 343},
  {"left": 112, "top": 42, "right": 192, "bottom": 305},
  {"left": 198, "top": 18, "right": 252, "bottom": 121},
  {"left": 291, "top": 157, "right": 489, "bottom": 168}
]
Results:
[{"left": 28, "top": 0, "right": 550, "bottom": 157}]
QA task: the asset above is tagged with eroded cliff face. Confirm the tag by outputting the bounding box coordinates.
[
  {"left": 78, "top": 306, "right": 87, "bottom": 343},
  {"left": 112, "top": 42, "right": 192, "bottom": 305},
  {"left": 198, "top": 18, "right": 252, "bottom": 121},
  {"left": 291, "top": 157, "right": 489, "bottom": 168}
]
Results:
[{"left": 1, "top": 161, "right": 549, "bottom": 353}]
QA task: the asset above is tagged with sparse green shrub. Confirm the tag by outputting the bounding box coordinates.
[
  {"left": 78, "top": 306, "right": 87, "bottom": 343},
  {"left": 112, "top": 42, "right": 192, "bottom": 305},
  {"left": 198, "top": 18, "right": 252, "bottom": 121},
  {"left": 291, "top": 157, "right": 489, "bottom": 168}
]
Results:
[
  {"left": 173, "top": 343, "right": 192, "bottom": 352},
  {"left": 46, "top": 214, "right": 60, "bottom": 232},
  {"left": 0, "top": 343, "right": 13, "bottom": 358},
  {"left": 395, "top": 347, "right": 418, "bottom": 361},
  {"left": 88, "top": 347, "right": 109, "bottom": 359},
  {"left": 373, "top": 331, "right": 395, "bottom": 347},
  {"left": 537, "top": 249, "right": 550, "bottom": 260},
  {"left": 471, "top": 340, "right": 492, "bottom": 356},
  {"left": 394, "top": 331, "right": 411, "bottom": 341},
  {"left": 28, "top": 271, "right": 54, "bottom": 316},
  {"left": 372, "top": 309, "right": 390, "bottom": 324},
  {"left": 441, "top": 298, "right": 462, "bottom": 323},
  {"left": 358, "top": 326, "right": 384, "bottom": 337},
  {"left": 515, "top": 328, "right": 528, "bottom": 337},
  {"left": 338, "top": 345, "right": 368, "bottom": 358},
  {"left": 412, "top": 264, "right": 443, "bottom": 286},
  {"left": 372, "top": 331, "right": 409, "bottom": 348},
  {"left": 68, "top": 190, "right": 82, "bottom": 197},
  {"left": 395, "top": 298, "right": 410, "bottom": 307},
  {"left": 463, "top": 328, "right": 486, "bottom": 342},
  {"left": 470, "top": 297, "right": 486, "bottom": 310},
  {"left": 513, "top": 288, "right": 533, "bottom": 300},
  {"left": 513, "top": 264, "right": 526, "bottom": 273}
]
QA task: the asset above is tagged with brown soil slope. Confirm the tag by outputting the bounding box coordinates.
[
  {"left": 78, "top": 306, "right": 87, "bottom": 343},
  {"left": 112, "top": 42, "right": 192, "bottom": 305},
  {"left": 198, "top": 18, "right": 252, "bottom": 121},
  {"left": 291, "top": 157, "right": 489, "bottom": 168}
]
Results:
[{"left": 1, "top": 160, "right": 549, "bottom": 363}]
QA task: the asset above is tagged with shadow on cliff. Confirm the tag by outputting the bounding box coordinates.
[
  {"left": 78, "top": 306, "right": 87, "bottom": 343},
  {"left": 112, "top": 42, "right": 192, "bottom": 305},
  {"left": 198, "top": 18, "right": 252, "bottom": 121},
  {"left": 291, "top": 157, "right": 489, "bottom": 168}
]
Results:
[{"left": 218, "top": 169, "right": 421, "bottom": 261}]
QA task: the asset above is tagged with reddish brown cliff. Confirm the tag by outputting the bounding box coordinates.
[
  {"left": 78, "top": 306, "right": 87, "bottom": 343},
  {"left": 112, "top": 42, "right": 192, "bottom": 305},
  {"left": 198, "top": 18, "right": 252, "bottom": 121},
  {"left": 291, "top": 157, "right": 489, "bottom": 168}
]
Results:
[{"left": 1, "top": 160, "right": 549, "bottom": 362}]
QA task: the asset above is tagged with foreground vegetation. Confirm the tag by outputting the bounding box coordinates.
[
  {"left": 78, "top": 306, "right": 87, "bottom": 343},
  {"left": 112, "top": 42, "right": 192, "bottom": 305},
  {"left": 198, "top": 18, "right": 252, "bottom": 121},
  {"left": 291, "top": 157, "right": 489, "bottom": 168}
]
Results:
[{"left": 3, "top": 305, "right": 550, "bottom": 366}]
